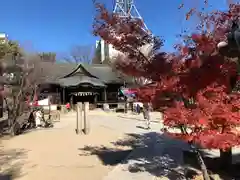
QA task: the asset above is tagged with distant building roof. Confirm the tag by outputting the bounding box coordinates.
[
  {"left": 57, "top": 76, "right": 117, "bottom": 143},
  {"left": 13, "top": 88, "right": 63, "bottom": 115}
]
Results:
[
  {"left": 80, "top": 64, "right": 125, "bottom": 84},
  {"left": 63, "top": 63, "right": 133, "bottom": 85},
  {"left": 2, "top": 61, "right": 134, "bottom": 87},
  {"left": 38, "top": 62, "right": 76, "bottom": 83}
]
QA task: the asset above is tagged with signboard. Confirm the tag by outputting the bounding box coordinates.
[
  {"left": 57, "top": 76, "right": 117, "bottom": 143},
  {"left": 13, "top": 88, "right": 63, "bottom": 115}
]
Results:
[{"left": 71, "top": 92, "right": 97, "bottom": 96}]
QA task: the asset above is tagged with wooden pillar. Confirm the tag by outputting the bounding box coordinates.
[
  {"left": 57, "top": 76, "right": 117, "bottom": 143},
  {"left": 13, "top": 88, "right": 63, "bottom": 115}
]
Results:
[
  {"left": 62, "top": 87, "right": 66, "bottom": 104},
  {"left": 70, "top": 95, "right": 74, "bottom": 110},
  {"left": 94, "top": 94, "right": 97, "bottom": 103},
  {"left": 48, "top": 96, "right": 51, "bottom": 120},
  {"left": 76, "top": 102, "right": 82, "bottom": 134},
  {"left": 94, "top": 94, "right": 98, "bottom": 109},
  {"left": 103, "top": 88, "right": 107, "bottom": 103},
  {"left": 83, "top": 102, "right": 90, "bottom": 134}
]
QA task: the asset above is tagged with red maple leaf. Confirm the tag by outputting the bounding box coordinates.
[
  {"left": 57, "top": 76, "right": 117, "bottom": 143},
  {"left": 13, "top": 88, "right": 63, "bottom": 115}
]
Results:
[
  {"left": 199, "top": 118, "right": 208, "bottom": 125},
  {"left": 93, "top": 1, "right": 240, "bottom": 152}
]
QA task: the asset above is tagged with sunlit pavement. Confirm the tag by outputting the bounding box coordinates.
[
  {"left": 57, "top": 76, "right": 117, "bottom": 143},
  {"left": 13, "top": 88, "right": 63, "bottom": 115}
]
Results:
[
  {"left": 3, "top": 110, "right": 239, "bottom": 180},
  {"left": 83, "top": 110, "right": 240, "bottom": 180}
]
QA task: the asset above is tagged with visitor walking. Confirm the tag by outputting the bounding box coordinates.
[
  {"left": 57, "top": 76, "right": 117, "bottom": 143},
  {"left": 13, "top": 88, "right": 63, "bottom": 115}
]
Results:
[
  {"left": 143, "top": 102, "right": 151, "bottom": 129},
  {"left": 136, "top": 103, "right": 141, "bottom": 114}
]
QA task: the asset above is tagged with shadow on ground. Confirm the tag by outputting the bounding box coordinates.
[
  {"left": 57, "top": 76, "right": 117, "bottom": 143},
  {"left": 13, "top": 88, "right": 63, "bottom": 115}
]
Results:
[
  {"left": 79, "top": 132, "right": 190, "bottom": 179},
  {"left": 79, "top": 146, "right": 132, "bottom": 166},
  {"left": 79, "top": 132, "right": 240, "bottom": 179},
  {"left": 135, "top": 125, "right": 149, "bottom": 130},
  {"left": 0, "top": 145, "right": 27, "bottom": 180},
  {"left": 184, "top": 150, "right": 240, "bottom": 179},
  {"left": 117, "top": 115, "right": 160, "bottom": 123}
]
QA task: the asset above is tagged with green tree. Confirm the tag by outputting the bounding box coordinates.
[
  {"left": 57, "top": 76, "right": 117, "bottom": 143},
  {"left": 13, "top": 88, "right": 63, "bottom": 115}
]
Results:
[
  {"left": 0, "top": 40, "right": 23, "bottom": 61},
  {"left": 0, "top": 40, "right": 23, "bottom": 119}
]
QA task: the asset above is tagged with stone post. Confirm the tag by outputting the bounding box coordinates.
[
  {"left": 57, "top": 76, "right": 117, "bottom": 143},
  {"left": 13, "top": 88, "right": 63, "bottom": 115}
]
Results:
[
  {"left": 76, "top": 102, "right": 83, "bottom": 134},
  {"left": 83, "top": 102, "right": 90, "bottom": 134},
  {"left": 60, "top": 105, "right": 67, "bottom": 114},
  {"left": 103, "top": 88, "right": 109, "bottom": 111}
]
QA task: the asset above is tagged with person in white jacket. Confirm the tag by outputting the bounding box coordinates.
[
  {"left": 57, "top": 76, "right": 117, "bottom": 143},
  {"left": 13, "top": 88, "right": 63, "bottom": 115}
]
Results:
[{"left": 143, "top": 102, "right": 152, "bottom": 129}]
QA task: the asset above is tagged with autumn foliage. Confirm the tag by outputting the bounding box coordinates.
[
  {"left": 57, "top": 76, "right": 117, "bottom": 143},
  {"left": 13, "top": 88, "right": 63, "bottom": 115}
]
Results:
[{"left": 93, "top": 3, "right": 240, "bottom": 150}]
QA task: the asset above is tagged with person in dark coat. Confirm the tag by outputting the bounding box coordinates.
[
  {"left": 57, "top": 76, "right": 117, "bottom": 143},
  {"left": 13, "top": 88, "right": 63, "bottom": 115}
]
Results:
[{"left": 136, "top": 103, "right": 141, "bottom": 114}]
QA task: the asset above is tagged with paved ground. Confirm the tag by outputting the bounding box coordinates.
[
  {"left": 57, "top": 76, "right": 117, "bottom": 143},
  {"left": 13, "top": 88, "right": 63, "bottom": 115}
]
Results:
[
  {"left": 0, "top": 111, "right": 164, "bottom": 180},
  {"left": 1, "top": 110, "right": 239, "bottom": 180}
]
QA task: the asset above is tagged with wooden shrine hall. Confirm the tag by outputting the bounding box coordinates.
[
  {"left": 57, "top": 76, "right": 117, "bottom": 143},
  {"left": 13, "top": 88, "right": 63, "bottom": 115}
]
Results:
[{"left": 37, "top": 62, "right": 133, "bottom": 108}]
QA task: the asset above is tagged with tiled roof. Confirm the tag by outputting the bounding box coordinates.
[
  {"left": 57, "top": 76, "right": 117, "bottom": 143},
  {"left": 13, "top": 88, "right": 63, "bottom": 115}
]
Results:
[
  {"left": 38, "top": 62, "right": 77, "bottom": 83},
  {"left": 58, "top": 75, "right": 105, "bottom": 87},
  {"left": 33, "top": 62, "right": 134, "bottom": 86},
  {"left": 80, "top": 64, "right": 125, "bottom": 84}
]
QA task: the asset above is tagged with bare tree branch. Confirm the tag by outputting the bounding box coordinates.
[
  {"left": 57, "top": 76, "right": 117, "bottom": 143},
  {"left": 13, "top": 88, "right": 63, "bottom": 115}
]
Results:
[
  {"left": 64, "top": 45, "right": 94, "bottom": 64},
  {"left": 2, "top": 51, "right": 44, "bottom": 133}
]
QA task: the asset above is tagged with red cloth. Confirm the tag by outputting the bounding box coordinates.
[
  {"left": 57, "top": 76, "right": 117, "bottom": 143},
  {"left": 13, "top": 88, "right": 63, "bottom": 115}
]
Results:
[
  {"left": 66, "top": 103, "right": 70, "bottom": 109},
  {"left": 32, "top": 94, "right": 38, "bottom": 106},
  {"left": 33, "top": 101, "right": 38, "bottom": 106}
]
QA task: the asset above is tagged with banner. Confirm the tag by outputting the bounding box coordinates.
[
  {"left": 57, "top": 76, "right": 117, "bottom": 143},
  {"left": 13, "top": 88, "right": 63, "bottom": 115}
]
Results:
[{"left": 120, "top": 88, "right": 137, "bottom": 96}]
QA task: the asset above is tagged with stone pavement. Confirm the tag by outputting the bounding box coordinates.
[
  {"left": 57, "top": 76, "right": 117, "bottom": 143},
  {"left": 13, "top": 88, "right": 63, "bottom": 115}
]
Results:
[
  {"left": 82, "top": 111, "right": 189, "bottom": 180},
  {"left": 98, "top": 111, "right": 240, "bottom": 180},
  {"left": 2, "top": 111, "right": 156, "bottom": 180},
  {"left": 63, "top": 111, "right": 190, "bottom": 179},
  {"left": 3, "top": 110, "right": 239, "bottom": 180},
  {"left": 102, "top": 132, "right": 190, "bottom": 180},
  {"left": 55, "top": 111, "right": 186, "bottom": 180}
]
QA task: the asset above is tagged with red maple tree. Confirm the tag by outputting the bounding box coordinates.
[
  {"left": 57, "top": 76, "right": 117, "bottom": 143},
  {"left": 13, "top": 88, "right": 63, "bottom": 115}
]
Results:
[{"left": 93, "top": 2, "right": 240, "bottom": 175}]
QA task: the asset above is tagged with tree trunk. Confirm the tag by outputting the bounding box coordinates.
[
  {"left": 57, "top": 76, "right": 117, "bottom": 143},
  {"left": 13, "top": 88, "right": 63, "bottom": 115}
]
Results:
[
  {"left": 194, "top": 149, "right": 211, "bottom": 180},
  {"left": 9, "top": 121, "right": 20, "bottom": 136},
  {"left": 220, "top": 148, "right": 232, "bottom": 170},
  {"left": 183, "top": 148, "right": 210, "bottom": 180}
]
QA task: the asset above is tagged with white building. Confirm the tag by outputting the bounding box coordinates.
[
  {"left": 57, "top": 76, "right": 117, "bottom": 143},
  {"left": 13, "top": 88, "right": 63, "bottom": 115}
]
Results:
[
  {"left": 0, "top": 33, "right": 7, "bottom": 44},
  {"left": 95, "top": 38, "right": 153, "bottom": 64},
  {"left": 95, "top": 38, "right": 153, "bottom": 85},
  {"left": 95, "top": 39, "right": 121, "bottom": 64}
]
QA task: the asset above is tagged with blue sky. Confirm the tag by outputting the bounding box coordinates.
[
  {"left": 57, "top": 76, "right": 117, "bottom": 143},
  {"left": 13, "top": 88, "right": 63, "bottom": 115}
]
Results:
[{"left": 0, "top": 0, "right": 229, "bottom": 56}]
